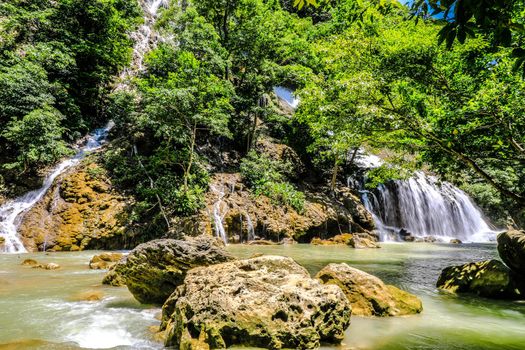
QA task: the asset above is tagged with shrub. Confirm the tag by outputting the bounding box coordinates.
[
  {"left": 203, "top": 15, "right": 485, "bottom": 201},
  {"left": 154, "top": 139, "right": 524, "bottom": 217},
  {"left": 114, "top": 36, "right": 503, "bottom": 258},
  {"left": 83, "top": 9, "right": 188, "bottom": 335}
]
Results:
[{"left": 240, "top": 151, "right": 305, "bottom": 212}]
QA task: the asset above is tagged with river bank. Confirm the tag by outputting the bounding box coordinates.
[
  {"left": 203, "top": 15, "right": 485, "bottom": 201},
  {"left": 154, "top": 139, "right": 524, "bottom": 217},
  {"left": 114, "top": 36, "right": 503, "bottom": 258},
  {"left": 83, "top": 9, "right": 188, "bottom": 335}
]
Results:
[{"left": 1, "top": 243, "right": 524, "bottom": 349}]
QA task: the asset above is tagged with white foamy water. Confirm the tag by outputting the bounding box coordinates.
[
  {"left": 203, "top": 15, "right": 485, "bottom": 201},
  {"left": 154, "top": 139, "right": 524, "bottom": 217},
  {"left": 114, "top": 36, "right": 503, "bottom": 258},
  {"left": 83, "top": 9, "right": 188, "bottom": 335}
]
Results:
[
  {"left": 118, "top": 0, "right": 168, "bottom": 85},
  {"left": 362, "top": 171, "right": 498, "bottom": 242},
  {"left": 211, "top": 185, "right": 228, "bottom": 245},
  {"left": 0, "top": 122, "right": 114, "bottom": 254}
]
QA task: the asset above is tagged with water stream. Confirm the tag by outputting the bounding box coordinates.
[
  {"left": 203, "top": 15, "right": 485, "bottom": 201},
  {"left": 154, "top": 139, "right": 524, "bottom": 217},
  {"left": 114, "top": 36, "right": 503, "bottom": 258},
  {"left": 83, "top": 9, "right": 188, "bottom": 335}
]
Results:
[
  {"left": 0, "top": 123, "right": 114, "bottom": 254},
  {"left": 1, "top": 244, "right": 524, "bottom": 349}
]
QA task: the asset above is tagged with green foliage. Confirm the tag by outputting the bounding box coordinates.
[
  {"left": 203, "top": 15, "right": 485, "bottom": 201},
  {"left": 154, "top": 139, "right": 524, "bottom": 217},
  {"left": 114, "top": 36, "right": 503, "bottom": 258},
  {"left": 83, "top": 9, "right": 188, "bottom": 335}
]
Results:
[
  {"left": 240, "top": 151, "right": 305, "bottom": 212},
  {"left": 2, "top": 107, "right": 71, "bottom": 171},
  {"left": 365, "top": 165, "right": 410, "bottom": 190}
]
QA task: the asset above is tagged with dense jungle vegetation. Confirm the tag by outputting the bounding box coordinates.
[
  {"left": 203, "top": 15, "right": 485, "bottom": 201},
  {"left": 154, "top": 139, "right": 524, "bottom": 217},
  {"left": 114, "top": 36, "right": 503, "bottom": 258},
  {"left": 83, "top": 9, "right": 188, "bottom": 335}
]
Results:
[{"left": 0, "top": 0, "right": 523, "bottom": 233}]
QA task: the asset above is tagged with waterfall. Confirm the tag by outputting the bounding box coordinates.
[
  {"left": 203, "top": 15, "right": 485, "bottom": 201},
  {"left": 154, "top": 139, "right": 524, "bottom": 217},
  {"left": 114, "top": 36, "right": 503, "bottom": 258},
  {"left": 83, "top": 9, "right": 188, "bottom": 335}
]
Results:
[
  {"left": 0, "top": 122, "right": 114, "bottom": 253},
  {"left": 211, "top": 186, "right": 228, "bottom": 244},
  {"left": 117, "top": 0, "right": 168, "bottom": 86},
  {"left": 362, "top": 171, "right": 496, "bottom": 242},
  {"left": 246, "top": 213, "right": 255, "bottom": 241}
]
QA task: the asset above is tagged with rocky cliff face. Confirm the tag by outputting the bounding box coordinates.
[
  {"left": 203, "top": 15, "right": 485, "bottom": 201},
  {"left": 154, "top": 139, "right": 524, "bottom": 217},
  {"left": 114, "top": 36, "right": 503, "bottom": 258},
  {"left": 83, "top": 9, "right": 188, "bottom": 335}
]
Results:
[
  {"left": 18, "top": 160, "right": 134, "bottom": 251},
  {"left": 171, "top": 172, "right": 375, "bottom": 243}
]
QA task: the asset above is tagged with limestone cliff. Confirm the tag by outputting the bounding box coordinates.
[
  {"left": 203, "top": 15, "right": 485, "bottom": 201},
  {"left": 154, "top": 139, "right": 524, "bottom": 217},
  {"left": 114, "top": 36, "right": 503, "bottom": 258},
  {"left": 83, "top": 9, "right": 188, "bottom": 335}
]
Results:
[
  {"left": 170, "top": 172, "right": 375, "bottom": 243},
  {"left": 18, "top": 160, "right": 134, "bottom": 251}
]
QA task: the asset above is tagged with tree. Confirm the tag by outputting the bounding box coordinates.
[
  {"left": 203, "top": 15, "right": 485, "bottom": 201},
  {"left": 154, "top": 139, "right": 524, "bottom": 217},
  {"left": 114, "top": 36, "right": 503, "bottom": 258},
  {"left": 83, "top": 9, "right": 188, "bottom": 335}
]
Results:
[{"left": 2, "top": 107, "right": 70, "bottom": 172}]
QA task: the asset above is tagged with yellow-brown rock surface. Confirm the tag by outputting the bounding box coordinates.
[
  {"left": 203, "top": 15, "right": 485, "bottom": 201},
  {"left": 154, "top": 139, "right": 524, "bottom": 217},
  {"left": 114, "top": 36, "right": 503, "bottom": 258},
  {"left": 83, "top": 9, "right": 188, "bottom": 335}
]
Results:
[{"left": 18, "top": 161, "right": 132, "bottom": 251}]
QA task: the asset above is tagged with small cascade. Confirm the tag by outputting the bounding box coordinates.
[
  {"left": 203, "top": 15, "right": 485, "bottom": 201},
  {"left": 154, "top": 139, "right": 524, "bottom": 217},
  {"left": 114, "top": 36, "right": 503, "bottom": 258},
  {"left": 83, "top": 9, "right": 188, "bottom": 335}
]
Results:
[
  {"left": 0, "top": 122, "right": 114, "bottom": 253},
  {"left": 211, "top": 186, "right": 228, "bottom": 244},
  {"left": 362, "top": 171, "right": 496, "bottom": 242},
  {"left": 117, "top": 0, "right": 168, "bottom": 86},
  {"left": 246, "top": 213, "right": 255, "bottom": 241}
]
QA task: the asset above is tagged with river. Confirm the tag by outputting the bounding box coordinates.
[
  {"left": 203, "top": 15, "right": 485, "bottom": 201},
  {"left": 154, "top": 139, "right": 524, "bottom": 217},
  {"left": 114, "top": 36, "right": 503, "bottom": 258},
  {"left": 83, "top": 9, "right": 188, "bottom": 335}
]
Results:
[{"left": 1, "top": 243, "right": 524, "bottom": 349}]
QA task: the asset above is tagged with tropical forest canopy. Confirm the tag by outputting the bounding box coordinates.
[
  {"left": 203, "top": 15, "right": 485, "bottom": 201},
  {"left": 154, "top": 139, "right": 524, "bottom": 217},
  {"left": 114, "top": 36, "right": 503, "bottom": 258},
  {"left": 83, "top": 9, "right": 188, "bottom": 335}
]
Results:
[{"left": 0, "top": 0, "right": 523, "bottom": 232}]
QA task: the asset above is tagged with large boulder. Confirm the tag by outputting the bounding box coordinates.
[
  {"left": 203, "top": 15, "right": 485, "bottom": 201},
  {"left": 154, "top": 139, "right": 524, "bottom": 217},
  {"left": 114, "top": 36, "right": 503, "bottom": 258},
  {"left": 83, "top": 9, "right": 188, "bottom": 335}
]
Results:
[
  {"left": 160, "top": 256, "right": 351, "bottom": 349},
  {"left": 316, "top": 263, "right": 422, "bottom": 317},
  {"left": 497, "top": 230, "right": 525, "bottom": 274},
  {"left": 118, "top": 236, "right": 235, "bottom": 304},
  {"left": 436, "top": 260, "right": 525, "bottom": 299}
]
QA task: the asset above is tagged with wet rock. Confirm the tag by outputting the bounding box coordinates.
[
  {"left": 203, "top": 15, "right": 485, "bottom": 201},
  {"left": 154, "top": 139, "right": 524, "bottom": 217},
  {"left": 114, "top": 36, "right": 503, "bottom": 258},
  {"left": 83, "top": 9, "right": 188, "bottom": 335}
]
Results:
[
  {"left": 119, "top": 236, "right": 235, "bottom": 304},
  {"left": 450, "top": 239, "right": 462, "bottom": 244},
  {"left": 399, "top": 228, "right": 412, "bottom": 237},
  {"left": 403, "top": 235, "right": 415, "bottom": 242},
  {"left": 348, "top": 235, "right": 380, "bottom": 249},
  {"left": 169, "top": 171, "right": 375, "bottom": 244},
  {"left": 32, "top": 262, "right": 60, "bottom": 270},
  {"left": 414, "top": 236, "right": 437, "bottom": 243},
  {"left": 18, "top": 161, "right": 133, "bottom": 252},
  {"left": 102, "top": 260, "right": 127, "bottom": 287},
  {"left": 497, "top": 230, "right": 525, "bottom": 274},
  {"left": 160, "top": 256, "right": 351, "bottom": 349},
  {"left": 70, "top": 290, "right": 104, "bottom": 302},
  {"left": 247, "top": 239, "right": 279, "bottom": 245},
  {"left": 316, "top": 263, "right": 422, "bottom": 317},
  {"left": 0, "top": 237, "right": 4, "bottom": 245},
  {"left": 89, "top": 252, "right": 124, "bottom": 270},
  {"left": 21, "top": 259, "right": 39, "bottom": 266},
  {"left": 311, "top": 233, "right": 354, "bottom": 246},
  {"left": 280, "top": 237, "right": 297, "bottom": 245},
  {"left": 436, "top": 260, "right": 525, "bottom": 299}
]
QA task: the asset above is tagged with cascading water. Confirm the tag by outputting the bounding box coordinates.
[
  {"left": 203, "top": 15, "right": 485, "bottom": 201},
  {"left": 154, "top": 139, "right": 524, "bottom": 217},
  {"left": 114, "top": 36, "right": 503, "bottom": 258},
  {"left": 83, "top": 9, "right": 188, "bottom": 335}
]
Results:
[
  {"left": 0, "top": 123, "right": 114, "bottom": 253},
  {"left": 246, "top": 213, "right": 255, "bottom": 241},
  {"left": 361, "top": 171, "right": 497, "bottom": 242},
  {"left": 118, "top": 0, "right": 168, "bottom": 85},
  {"left": 211, "top": 186, "right": 228, "bottom": 244}
]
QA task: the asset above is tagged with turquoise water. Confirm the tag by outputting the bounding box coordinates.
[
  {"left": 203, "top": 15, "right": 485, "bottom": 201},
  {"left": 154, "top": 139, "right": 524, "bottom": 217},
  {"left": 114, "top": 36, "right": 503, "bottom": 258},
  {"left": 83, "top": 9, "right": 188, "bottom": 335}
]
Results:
[{"left": 1, "top": 243, "right": 524, "bottom": 349}]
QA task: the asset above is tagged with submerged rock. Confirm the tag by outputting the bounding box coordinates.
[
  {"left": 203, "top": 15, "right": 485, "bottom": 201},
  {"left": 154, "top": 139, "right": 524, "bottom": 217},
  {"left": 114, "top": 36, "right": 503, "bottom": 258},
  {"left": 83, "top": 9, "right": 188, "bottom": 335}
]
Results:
[
  {"left": 89, "top": 252, "right": 123, "bottom": 270},
  {"left": 316, "top": 263, "right": 422, "bottom": 317},
  {"left": 497, "top": 230, "right": 525, "bottom": 274},
  {"left": 21, "top": 259, "right": 38, "bottom": 266},
  {"left": 436, "top": 260, "right": 525, "bottom": 299},
  {"left": 32, "top": 262, "right": 60, "bottom": 270},
  {"left": 118, "top": 236, "right": 235, "bottom": 304},
  {"left": 160, "top": 256, "right": 351, "bottom": 349}
]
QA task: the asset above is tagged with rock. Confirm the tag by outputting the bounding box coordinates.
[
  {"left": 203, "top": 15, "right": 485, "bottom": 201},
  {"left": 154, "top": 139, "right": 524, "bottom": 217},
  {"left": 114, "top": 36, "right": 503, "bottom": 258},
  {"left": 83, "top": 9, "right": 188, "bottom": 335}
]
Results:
[
  {"left": 17, "top": 161, "right": 134, "bottom": 252},
  {"left": 450, "top": 239, "right": 462, "bottom": 244},
  {"left": 311, "top": 233, "right": 354, "bottom": 246},
  {"left": 316, "top": 263, "right": 422, "bottom": 317},
  {"left": 436, "top": 260, "right": 525, "bottom": 299},
  {"left": 102, "top": 260, "right": 127, "bottom": 286},
  {"left": 160, "top": 256, "right": 351, "bottom": 349},
  {"left": 247, "top": 239, "right": 279, "bottom": 245},
  {"left": 280, "top": 237, "right": 297, "bottom": 245},
  {"left": 70, "top": 290, "right": 104, "bottom": 302},
  {"left": 89, "top": 252, "right": 123, "bottom": 270},
  {"left": 169, "top": 171, "right": 375, "bottom": 244},
  {"left": 0, "top": 236, "right": 5, "bottom": 245},
  {"left": 119, "top": 236, "right": 235, "bottom": 304},
  {"left": 32, "top": 262, "right": 60, "bottom": 270},
  {"left": 403, "top": 235, "right": 415, "bottom": 242},
  {"left": 348, "top": 235, "right": 380, "bottom": 249},
  {"left": 21, "top": 259, "right": 39, "bottom": 266},
  {"left": 497, "top": 230, "right": 525, "bottom": 274},
  {"left": 414, "top": 236, "right": 437, "bottom": 243},
  {"left": 399, "top": 228, "right": 412, "bottom": 237}
]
